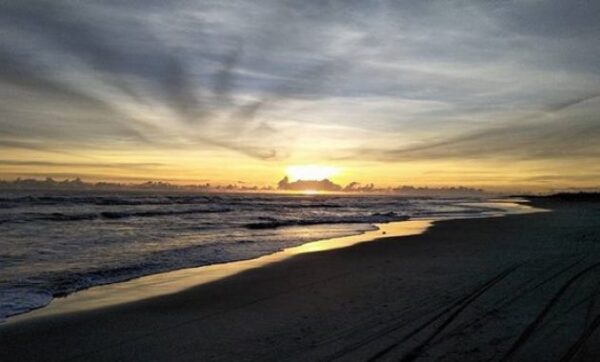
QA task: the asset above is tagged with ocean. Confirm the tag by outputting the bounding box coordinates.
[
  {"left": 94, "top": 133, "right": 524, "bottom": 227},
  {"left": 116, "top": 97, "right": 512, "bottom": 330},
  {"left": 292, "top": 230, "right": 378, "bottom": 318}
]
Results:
[{"left": 0, "top": 191, "right": 506, "bottom": 322}]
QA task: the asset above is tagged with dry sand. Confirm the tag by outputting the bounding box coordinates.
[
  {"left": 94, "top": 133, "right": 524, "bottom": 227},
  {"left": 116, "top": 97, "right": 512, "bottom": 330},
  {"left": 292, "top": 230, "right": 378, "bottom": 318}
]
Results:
[{"left": 1, "top": 199, "right": 599, "bottom": 361}]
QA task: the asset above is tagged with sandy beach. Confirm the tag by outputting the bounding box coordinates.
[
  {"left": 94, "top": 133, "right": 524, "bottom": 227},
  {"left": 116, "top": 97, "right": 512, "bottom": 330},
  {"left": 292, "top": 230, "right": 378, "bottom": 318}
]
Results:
[
  {"left": 1, "top": 198, "right": 599, "bottom": 361},
  {"left": 2, "top": 1, "right": 599, "bottom": 360}
]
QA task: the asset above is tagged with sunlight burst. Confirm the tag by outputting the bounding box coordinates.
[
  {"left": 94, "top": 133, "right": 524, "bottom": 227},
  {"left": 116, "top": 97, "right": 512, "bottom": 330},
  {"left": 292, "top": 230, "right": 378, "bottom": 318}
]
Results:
[{"left": 286, "top": 165, "right": 339, "bottom": 181}]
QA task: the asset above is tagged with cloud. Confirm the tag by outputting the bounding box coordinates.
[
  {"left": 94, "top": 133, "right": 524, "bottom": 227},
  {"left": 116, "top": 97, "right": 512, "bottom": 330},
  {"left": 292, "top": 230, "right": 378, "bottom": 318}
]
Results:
[
  {"left": 0, "top": 160, "right": 164, "bottom": 169},
  {"left": 0, "top": 140, "right": 79, "bottom": 155},
  {"left": 0, "top": 1, "right": 304, "bottom": 158},
  {"left": 0, "top": 0, "right": 599, "bottom": 179},
  {"left": 339, "top": 96, "right": 600, "bottom": 162}
]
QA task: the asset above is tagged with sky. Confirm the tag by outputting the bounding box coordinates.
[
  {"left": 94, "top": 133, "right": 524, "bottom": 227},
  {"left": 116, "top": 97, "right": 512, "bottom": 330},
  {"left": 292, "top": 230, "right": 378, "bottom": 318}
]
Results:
[{"left": 1, "top": 0, "right": 599, "bottom": 191}]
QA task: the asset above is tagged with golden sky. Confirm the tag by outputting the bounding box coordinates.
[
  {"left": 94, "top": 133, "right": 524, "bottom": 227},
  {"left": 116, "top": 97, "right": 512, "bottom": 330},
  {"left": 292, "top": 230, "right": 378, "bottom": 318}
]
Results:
[{"left": 1, "top": 2, "right": 599, "bottom": 192}]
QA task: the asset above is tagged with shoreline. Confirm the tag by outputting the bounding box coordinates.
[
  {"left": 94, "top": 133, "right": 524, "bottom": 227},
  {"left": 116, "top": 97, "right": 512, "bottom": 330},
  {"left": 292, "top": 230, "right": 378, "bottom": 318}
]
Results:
[
  {"left": 5, "top": 198, "right": 596, "bottom": 361},
  {"left": 6, "top": 220, "right": 433, "bottom": 324},
  {"left": 5, "top": 199, "right": 535, "bottom": 325}
]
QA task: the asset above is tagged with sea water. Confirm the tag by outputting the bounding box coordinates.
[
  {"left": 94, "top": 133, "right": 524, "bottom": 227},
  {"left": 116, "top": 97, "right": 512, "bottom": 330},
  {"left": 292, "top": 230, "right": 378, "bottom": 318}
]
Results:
[{"left": 0, "top": 191, "right": 503, "bottom": 321}]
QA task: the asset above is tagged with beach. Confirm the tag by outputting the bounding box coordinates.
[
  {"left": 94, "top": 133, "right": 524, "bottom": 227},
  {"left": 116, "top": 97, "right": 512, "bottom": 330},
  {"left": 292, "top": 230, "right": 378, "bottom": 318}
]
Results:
[{"left": 1, "top": 198, "right": 599, "bottom": 361}]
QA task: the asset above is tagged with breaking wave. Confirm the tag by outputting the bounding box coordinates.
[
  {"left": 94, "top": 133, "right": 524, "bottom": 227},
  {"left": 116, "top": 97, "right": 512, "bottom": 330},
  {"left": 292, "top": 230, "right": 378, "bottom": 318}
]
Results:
[{"left": 0, "top": 191, "right": 500, "bottom": 322}]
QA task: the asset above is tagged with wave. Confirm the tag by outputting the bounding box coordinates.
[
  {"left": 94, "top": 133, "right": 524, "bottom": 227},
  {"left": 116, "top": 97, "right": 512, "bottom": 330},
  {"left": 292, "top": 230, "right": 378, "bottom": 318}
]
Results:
[
  {"left": 0, "top": 207, "right": 232, "bottom": 224},
  {"left": 0, "top": 192, "right": 502, "bottom": 323},
  {"left": 0, "top": 195, "right": 348, "bottom": 209},
  {"left": 0, "top": 195, "right": 216, "bottom": 206},
  {"left": 245, "top": 212, "right": 409, "bottom": 229},
  {"left": 99, "top": 208, "right": 232, "bottom": 219},
  {"left": 39, "top": 212, "right": 99, "bottom": 222}
]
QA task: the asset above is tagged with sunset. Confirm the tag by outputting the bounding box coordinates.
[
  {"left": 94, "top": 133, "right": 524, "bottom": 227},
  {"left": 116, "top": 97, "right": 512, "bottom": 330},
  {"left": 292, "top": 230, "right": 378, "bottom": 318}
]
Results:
[
  {"left": 1, "top": 1, "right": 599, "bottom": 192},
  {"left": 286, "top": 165, "right": 338, "bottom": 182},
  {"left": 1, "top": 1, "right": 599, "bottom": 361}
]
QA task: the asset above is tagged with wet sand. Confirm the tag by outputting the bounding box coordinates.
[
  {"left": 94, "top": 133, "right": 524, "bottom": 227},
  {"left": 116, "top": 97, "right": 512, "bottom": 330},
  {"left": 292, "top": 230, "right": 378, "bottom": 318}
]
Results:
[{"left": 1, "top": 199, "right": 599, "bottom": 361}]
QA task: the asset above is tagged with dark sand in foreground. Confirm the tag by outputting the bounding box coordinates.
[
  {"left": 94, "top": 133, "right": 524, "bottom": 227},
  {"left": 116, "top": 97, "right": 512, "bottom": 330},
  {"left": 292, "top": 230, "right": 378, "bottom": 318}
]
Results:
[{"left": 1, "top": 199, "right": 599, "bottom": 361}]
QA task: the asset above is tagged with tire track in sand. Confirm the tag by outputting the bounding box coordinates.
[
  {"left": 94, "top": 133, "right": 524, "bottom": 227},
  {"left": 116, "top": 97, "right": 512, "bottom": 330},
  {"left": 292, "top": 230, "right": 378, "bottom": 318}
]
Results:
[
  {"left": 361, "top": 264, "right": 519, "bottom": 362},
  {"left": 500, "top": 262, "right": 600, "bottom": 362}
]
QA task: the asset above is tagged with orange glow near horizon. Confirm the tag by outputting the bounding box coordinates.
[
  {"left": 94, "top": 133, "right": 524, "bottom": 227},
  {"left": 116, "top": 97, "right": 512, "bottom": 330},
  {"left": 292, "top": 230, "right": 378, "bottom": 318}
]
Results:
[
  {"left": 300, "top": 189, "right": 320, "bottom": 195},
  {"left": 2, "top": 147, "right": 599, "bottom": 193}
]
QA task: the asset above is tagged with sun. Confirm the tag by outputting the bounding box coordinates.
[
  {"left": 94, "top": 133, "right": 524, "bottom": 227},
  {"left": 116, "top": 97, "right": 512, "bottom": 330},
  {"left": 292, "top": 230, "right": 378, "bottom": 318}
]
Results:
[{"left": 286, "top": 165, "right": 339, "bottom": 181}]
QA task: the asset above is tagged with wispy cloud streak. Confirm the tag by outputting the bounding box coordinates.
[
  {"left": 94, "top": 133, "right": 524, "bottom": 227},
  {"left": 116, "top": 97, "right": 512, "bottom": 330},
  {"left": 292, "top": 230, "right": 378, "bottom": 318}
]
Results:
[{"left": 0, "top": 0, "right": 599, "bottom": 176}]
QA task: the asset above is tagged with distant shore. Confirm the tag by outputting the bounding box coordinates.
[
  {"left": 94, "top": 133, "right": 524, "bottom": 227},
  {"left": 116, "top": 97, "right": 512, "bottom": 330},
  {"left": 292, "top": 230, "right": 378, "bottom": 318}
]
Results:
[{"left": 1, "top": 197, "right": 599, "bottom": 361}]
